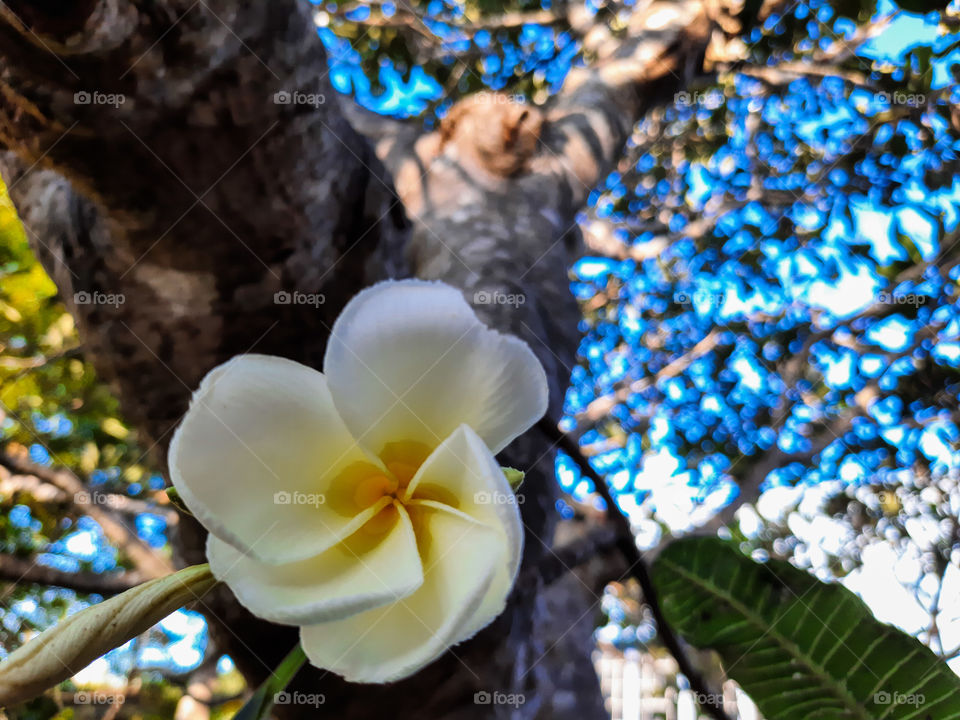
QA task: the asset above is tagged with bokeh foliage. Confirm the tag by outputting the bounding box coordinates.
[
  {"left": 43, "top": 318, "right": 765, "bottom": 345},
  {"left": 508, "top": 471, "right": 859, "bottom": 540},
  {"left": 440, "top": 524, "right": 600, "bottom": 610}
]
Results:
[
  {"left": 574, "top": 0, "right": 960, "bottom": 662},
  {"left": 567, "top": 3, "right": 959, "bottom": 540}
]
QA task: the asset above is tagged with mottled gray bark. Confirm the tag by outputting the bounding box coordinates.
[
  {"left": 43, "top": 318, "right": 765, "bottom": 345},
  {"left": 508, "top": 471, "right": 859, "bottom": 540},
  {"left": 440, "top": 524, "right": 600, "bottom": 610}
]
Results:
[{"left": 0, "top": 0, "right": 723, "bottom": 717}]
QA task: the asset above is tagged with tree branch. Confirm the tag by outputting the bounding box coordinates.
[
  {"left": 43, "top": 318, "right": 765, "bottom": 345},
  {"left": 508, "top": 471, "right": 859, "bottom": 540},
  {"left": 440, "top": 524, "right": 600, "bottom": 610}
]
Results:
[
  {"left": 574, "top": 329, "right": 722, "bottom": 432},
  {"left": 0, "top": 553, "right": 145, "bottom": 594},
  {"left": 0, "top": 449, "right": 173, "bottom": 579},
  {"left": 0, "top": 0, "right": 408, "bottom": 452},
  {"left": 330, "top": 3, "right": 567, "bottom": 36},
  {"left": 535, "top": 418, "right": 734, "bottom": 720},
  {"left": 0, "top": 452, "right": 178, "bottom": 523},
  {"left": 697, "top": 407, "right": 865, "bottom": 535},
  {"left": 542, "top": 0, "right": 713, "bottom": 208}
]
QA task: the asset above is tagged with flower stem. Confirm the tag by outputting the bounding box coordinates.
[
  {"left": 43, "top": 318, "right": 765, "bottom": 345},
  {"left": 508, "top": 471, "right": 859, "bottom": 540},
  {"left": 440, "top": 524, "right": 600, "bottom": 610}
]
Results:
[{"left": 232, "top": 643, "right": 309, "bottom": 720}]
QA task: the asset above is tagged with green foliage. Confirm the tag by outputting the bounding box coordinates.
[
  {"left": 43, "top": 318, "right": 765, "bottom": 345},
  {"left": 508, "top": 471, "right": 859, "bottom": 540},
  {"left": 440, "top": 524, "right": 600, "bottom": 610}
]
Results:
[
  {"left": 0, "top": 181, "right": 155, "bottom": 552},
  {"left": 502, "top": 466, "right": 525, "bottom": 490},
  {"left": 0, "top": 182, "right": 183, "bottom": 714},
  {"left": 6, "top": 677, "right": 194, "bottom": 719},
  {"left": 573, "top": 0, "right": 960, "bottom": 599},
  {"left": 653, "top": 537, "right": 960, "bottom": 719},
  {"left": 231, "top": 645, "right": 308, "bottom": 720},
  {"left": 0, "top": 181, "right": 139, "bottom": 468},
  {"left": 323, "top": 0, "right": 570, "bottom": 115}
]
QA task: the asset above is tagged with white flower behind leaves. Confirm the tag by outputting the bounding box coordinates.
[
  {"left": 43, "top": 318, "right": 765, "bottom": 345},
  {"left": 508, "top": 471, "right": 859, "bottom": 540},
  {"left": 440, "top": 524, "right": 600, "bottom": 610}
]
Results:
[{"left": 169, "top": 280, "right": 547, "bottom": 683}]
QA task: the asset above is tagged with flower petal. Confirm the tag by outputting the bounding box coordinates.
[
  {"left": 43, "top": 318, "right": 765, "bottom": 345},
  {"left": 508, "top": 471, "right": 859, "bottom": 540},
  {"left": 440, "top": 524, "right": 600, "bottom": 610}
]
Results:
[
  {"left": 404, "top": 425, "right": 524, "bottom": 639},
  {"left": 324, "top": 280, "right": 548, "bottom": 456},
  {"left": 206, "top": 503, "right": 423, "bottom": 625},
  {"left": 300, "top": 503, "right": 503, "bottom": 683},
  {"left": 169, "top": 354, "right": 388, "bottom": 564}
]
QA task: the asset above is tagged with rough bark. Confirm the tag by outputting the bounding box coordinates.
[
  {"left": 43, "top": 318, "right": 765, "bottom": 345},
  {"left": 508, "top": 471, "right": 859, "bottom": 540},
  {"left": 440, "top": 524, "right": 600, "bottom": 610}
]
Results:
[
  {"left": 0, "top": 0, "right": 406, "bottom": 446},
  {"left": 0, "top": 0, "right": 725, "bottom": 717}
]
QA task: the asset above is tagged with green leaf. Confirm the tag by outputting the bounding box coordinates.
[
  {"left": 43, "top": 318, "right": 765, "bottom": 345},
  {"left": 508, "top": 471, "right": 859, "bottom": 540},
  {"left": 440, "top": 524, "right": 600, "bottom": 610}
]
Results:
[
  {"left": 501, "top": 467, "right": 524, "bottom": 492},
  {"left": 164, "top": 487, "right": 193, "bottom": 517},
  {"left": 652, "top": 537, "right": 960, "bottom": 720},
  {"left": 232, "top": 644, "right": 308, "bottom": 720}
]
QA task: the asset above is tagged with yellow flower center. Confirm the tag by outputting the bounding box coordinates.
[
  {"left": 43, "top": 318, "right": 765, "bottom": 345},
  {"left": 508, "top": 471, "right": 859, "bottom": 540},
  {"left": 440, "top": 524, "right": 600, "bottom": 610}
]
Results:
[
  {"left": 327, "top": 440, "right": 456, "bottom": 537},
  {"left": 352, "top": 474, "right": 398, "bottom": 508}
]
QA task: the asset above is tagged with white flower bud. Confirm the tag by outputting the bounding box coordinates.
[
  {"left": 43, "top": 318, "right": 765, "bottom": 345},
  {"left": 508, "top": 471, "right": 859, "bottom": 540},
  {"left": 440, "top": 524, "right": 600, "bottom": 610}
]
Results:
[{"left": 0, "top": 564, "right": 216, "bottom": 705}]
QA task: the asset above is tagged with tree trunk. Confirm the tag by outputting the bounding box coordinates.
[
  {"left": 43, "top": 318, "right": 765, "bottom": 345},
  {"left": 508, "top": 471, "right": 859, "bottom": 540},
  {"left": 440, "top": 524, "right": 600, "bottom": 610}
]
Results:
[{"left": 0, "top": 0, "right": 725, "bottom": 716}]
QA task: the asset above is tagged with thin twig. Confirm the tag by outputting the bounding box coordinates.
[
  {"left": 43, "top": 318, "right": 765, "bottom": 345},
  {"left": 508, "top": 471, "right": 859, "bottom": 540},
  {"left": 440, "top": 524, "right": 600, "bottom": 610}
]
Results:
[
  {"left": 536, "top": 417, "right": 734, "bottom": 720},
  {"left": 0, "top": 450, "right": 173, "bottom": 578},
  {"left": 0, "top": 553, "right": 146, "bottom": 594}
]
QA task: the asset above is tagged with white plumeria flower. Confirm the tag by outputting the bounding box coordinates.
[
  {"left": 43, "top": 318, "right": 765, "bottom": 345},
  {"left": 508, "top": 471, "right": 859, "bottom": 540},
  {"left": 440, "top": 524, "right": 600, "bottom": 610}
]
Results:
[{"left": 169, "top": 280, "right": 547, "bottom": 683}]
